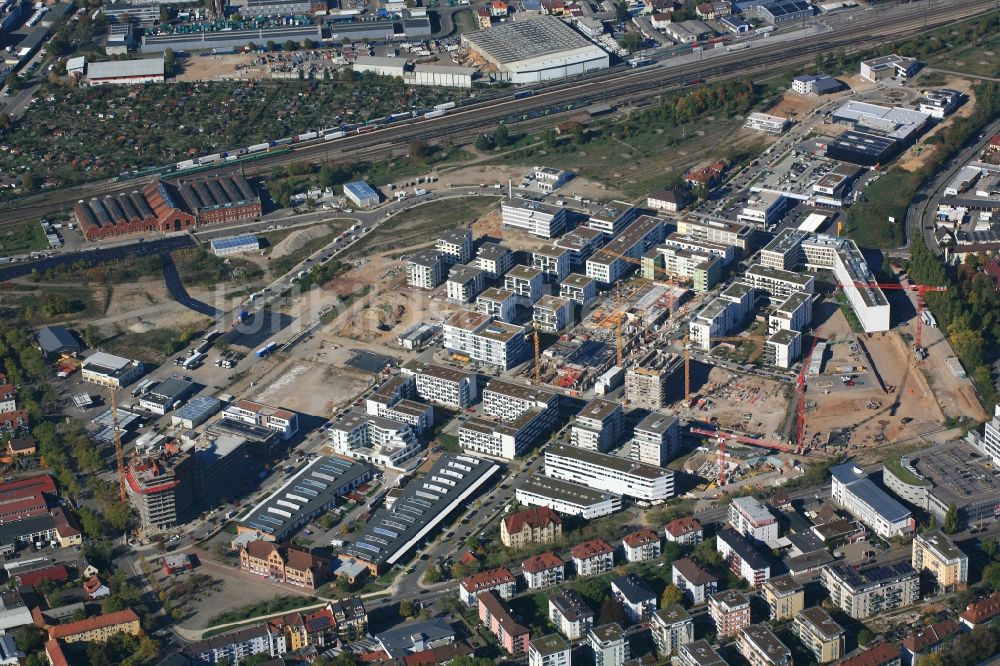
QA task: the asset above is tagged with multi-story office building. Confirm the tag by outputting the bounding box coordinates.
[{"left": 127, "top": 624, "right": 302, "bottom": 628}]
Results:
[
  {"left": 739, "top": 624, "right": 792, "bottom": 666},
  {"left": 126, "top": 454, "right": 194, "bottom": 533},
  {"left": 679, "top": 640, "right": 727, "bottom": 666},
  {"left": 759, "top": 229, "right": 806, "bottom": 270},
  {"left": 549, "top": 590, "right": 594, "bottom": 640},
  {"left": 554, "top": 226, "right": 606, "bottom": 266},
  {"left": 406, "top": 248, "right": 446, "bottom": 289},
  {"left": 738, "top": 190, "right": 789, "bottom": 229},
  {"left": 560, "top": 272, "right": 598, "bottom": 306},
  {"left": 477, "top": 287, "right": 518, "bottom": 323},
  {"left": 860, "top": 53, "right": 918, "bottom": 81},
  {"left": 528, "top": 634, "right": 571, "bottom": 666},
  {"left": 630, "top": 411, "right": 680, "bottom": 466},
  {"left": 622, "top": 528, "right": 661, "bottom": 562},
  {"left": 801, "top": 234, "right": 889, "bottom": 332},
  {"left": 716, "top": 527, "right": 771, "bottom": 588},
  {"left": 830, "top": 463, "right": 913, "bottom": 539},
  {"left": 505, "top": 265, "right": 545, "bottom": 304},
  {"left": 533, "top": 295, "right": 573, "bottom": 332},
  {"left": 436, "top": 227, "right": 473, "bottom": 265},
  {"left": 744, "top": 264, "right": 815, "bottom": 301},
  {"left": 978, "top": 405, "right": 1000, "bottom": 466},
  {"left": 651, "top": 605, "right": 694, "bottom": 658},
  {"left": 532, "top": 244, "right": 572, "bottom": 282},
  {"left": 794, "top": 607, "right": 845, "bottom": 663},
  {"left": 442, "top": 311, "right": 529, "bottom": 370},
  {"left": 912, "top": 530, "right": 968, "bottom": 593},
  {"left": 502, "top": 198, "right": 569, "bottom": 238},
  {"left": 446, "top": 264, "right": 486, "bottom": 303},
  {"left": 624, "top": 350, "right": 683, "bottom": 410},
  {"left": 545, "top": 444, "right": 675, "bottom": 503},
  {"left": 515, "top": 474, "right": 622, "bottom": 519},
  {"left": 677, "top": 216, "right": 753, "bottom": 253},
  {"left": 477, "top": 242, "right": 515, "bottom": 279},
  {"left": 728, "top": 496, "right": 779, "bottom": 544},
  {"left": 522, "top": 552, "right": 565, "bottom": 589},
  {"left": 81, "top": 352, "right": 143, "bottom": 388},
  {"left": 586, "top": 215, "right": 665, "bottom": 283},
  {"left": 768, "top": 290, "right": 812, "bottom": 334},
  {"left": 820, "top": 562, "right": 919, "bottom": 619},
  {"left": 571, "top": 539, "right": 616, "bottom": 576},
  {"left": 765, "top": 328, "right": 802, "bottom": 369},
  {"left": 762, "top": 575, "right": 804, "bottom": 621},
  {"left": 709, "top": 589, "right": 751, "bottom": 636},
  {"left": 642, "top": 246, "right": 721, "bottom": 293},
  {"left": 570, "top": 398, "right": 624, "bottom": 453},
  {"left": 588, "top": 623, "right": 629, "bottom": 666},
  {"left": 587, "top": 201, "right": 638, "bottom": 236},
  {"left": 401, "top": 360, "right": 478, "bottom": 410}
]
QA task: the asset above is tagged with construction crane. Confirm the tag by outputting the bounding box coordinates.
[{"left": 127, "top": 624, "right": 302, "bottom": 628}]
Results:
[
  {"left": 532, "top": 325, "right": 541, "bottom": 384},
  {"left": 595, "top": 285, "right": 628, "bottom": 366},
  {"left": 795, "top": 335, "right": 820, "bottom": 455},
  {"left": 109, "top": 387, "right": 127, "bottom": 503},
  {"left": 592, "top": 246, "right": 687, "bottom": 312},
  {"left": 848, "top": 281, "right": 949, "bottom": 352},
  {"left": 683, "top": 335, "right": 769, "bottom": 401},
  {"left": 690, "top": 426, "right": 796, "bottom": 453}
]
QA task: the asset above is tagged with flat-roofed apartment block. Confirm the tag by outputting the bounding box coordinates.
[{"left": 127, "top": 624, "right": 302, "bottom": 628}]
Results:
[
  {"left": 560, "top": 273, "right": 598, "bottom": 306},
  {"left": 477, "top": 242, "right": 515, "bottom": 279},
  {"left": 549, "top": 589, "right": 595, "bottom": 640},
  {"left": 760, "top": 229, "right": 806, "bottom": 270},
  {"left": 366, "top": 374, "right": 434, "bottom": 433},
  {"left": 477, "top": 287, "right": 518, "bottom": 323},
  {"left": 744, "top": 264, "right": 815, "bottom": 301},
  {"left": 485, "top": 378, "right": 558, "bottom": 422},
  {"left": 502, "top": 197, "right": 568, "bottom": 238},
  {"left": 642, "top": 246, "right": 722, "bottom": 293},
  {"left": 912, "top": 529, "right": 968, "bottom": 594},
  {"left": 860, "top": 53, "right": 918, "bottom": 81},
  {"left": 554, "top": 226, "right": 606, "bottom": 266},
  {"left": 765, "top": 328, "right": 802, "bottom": 369},
  {"left": 677, "top": 216, "right": 754, "bottom": 254},
  {"left": 571, "top": 397, "right": 623, "bottom": 453},
  {"left": 830, "top": 463, "right": 913, "bottom": 539},
  {"left": 516, "top": 474, "right": 622, "bottom": 518},
  {"left": 630, "top": 411, "right": 680, "bottom": 466},
  {"left": 589, "top": 623, "right": 628, "bottom": 666},
  {"left": 533, "top": 244, "right": 572, "bottom": 282},
  {"left": 739, "top": 623, "right": 792, "bottom": 666},
  {"left": 533, "top": 295, "right": 573, "bottom": 332},
  {"left": 459, "top": 379, "right": 559, "bottom": 459},
  {"left": 329, "top": 410, "right": 420, "bottom": 469},
  {"left": 587, "top": 201, "right": 639, "bottom": 237},
  {"left": 442, "top": 310, "right": 529, "bottom": 370},
  {"left": 709, "top": 589, "right": 751, "bottom": 636},
  {"left": 529, "top": 633, "right": 571, "bottom": 666},
  {"left": 436, "top": 227, "right": 474, "bottom": 265},
  {"left": 81, "top": 352, "right": 143, "bottom": 388},
  {"left": 744, "top": 112, "right": 790, "bottom": 134},
  {"left": 768, "top": 290, "right": 812, "bottom": 333},
  {"left": 651, "top": 604, "right": 694, "bottom": 657},
  {"left": 222, "top": 400, "right": 299, "bottom": 439},
  {"left": 688, "top": 282, "right": 755, "bottom": 350},
  {"left": 446, "top": 264, "right": 486, "bottom": 303},
  {"left": 407, "top": 248, "right": 446, "bottom": 289},
  {"left": 661, "top": 232, "right": 736, "bottom": 265},
  {"left": 762, "top": 575, "right": 804, "bottom": 621},
  {"left": 545, "top": 443, "right": 675, "bottom": 503},
  {"left": 821, "top": 561, "right": 919, "bottom": 619},
  {"left": 679, "top": 640, "right": 727, "bottom": 666},
  {"left": 586, "top": 215, "right": 666, "bottom": 284},
  {"left": 728, "top": 495, "right": 779, "bottom": 544},
  {"left": 802, "top": 234, "right": 890, "bottom": 332},
  {"left": 505, "top": 265, "right": 545, "bottom": 304},
  {"left": 401, "top": 359, "right": 478, "bottom": 410},
  {"left": 794, "top": 607, "right": 845, "bottom": 663},
  {"left": 717, "top": 527, "right": 772, "bottom": 588},
  {"left": 625, "top": 349, "right": 682, "bottom": 410}
]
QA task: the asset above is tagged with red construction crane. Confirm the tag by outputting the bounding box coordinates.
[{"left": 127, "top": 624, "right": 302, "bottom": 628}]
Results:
[
  {"left": 795, "top": 335, "right": 820, "bottom": 455},
  {"left": 690, "top": 427, "right": 796, "bottom": 453},
  {"left": 846, "top": 281, "right": 948, "bottom": 350}
]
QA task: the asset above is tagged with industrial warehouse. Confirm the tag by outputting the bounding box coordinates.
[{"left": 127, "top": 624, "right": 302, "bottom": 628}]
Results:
[{"left": 73, "top": 174, "right": 262, "bottom": 241}]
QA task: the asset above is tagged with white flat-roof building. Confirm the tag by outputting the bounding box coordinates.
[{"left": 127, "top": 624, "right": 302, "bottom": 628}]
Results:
[
  {"left": 661, "top": 232, "right": 736, "bottom": 265},
  {"left": 586, "top": 215, "right": 666, "bottom": 284},
  {"left": 860, "top": 53, "right": 918, "bottom": 81},
  {"left": 744, "top": 112, "right": 790, "bottom": 134},
  {"left": 85, "top": 57, "right": 165, "bottom": 85},
  {"left": 744, "top": 264, "right": 815, "bottom": 301},
  {"left": 407, "top": 249, "right": 446, "bottom": 289},
  {"left": 688, "top": 282, "right": 755, "bottom": 350},
  {"left": 401, "top": 360, "right": 478, "bottom": 410},
  {"left": 570, "top": 398, "right": 623, "bottom": 453},
  {"left": 560, "top": 273, "right": 597, "bottom": 306},
  {"left": 760, "top": 229, "right": 806, "bottom": 271},
  {"left": 505, "top": 265, "right": 545, "bottom": 304},
  {"left": 533, "top": 295, "right": 572, "bottom": 332},
  {"left": 437, "top": 228, "right": 474, "bottom": 265},
  {"left": 442, "top": 310, "right": 529, "bottom": 370},
  {"left": 729, "top": 496, "right": 779, "bottom": 544},
  {"left": 630, "top": 411, "right": 680, "bottom": 466},
  {"left": 739, "top": 190, "right": 789, "bottom": 229},
  {"left": 517, "top": 474, "right": 622, "bottom": 518},
  {"left": 801, "top": 234, "right": 889, "bottom": 332},
  {"left": 329, "top": 410, "right": 421, "bottom": 469},
  {"left": 532, "top": 245, "right": 572, "bottom": 282},
  {"left": 446, "top": 264, "right": 486, "bottom": 303},
  {"left": 919, "top": 88, "right": 963, "bottom": 119},
  {"left": 765, "top": 329, "right": 802, "bottom": 369},
  {"left": 476, "top": 242, "right": 515, "bottom": 279},
  {"left": 587, "top": 201, "right": 639, "bottom": 237},
  {"left": 477, "top": 287, "right": 518, "bottom": 323},
  {"left": 677, "top": 216, "right": 753, "bottom": 253},
  {"left": 81, "top": 352, "right": 143, "bottom": 388},
  {"left": 501, "top": 198, "right": 568, "bottom": 238},
  {"left": 769, "top": 290, "right": 812, "bottom": 334},
  {"left": 532, "top": 166, "right": 573, "bottom": 192},
  {"left": 830, "top": 463, "right": 913, "bottom": 539},
  {"left": 545, "top": 444, "right": 674, "bottom": 503}
]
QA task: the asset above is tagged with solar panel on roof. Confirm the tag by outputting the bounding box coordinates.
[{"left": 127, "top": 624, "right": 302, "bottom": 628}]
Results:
[
  {"left": 302, "top": 479, "right": 327, "bottom": 489},
  {"left": 415, "top": 491, "right": 440, "bottom": 501},
  {"left": 355, "top": 542, "right": 380, "bottom": 553},
  {"left": 374, "top": 527, "right": 398, "bottom": 538},
  {"left": 292, "top": 486, "right": 319, "bottom": 497}
]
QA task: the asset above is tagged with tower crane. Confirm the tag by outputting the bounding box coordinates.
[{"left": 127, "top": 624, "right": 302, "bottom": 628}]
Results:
[
  {"left": 683, "top": 335, "right": 769, "bottom": 401},
  {"left": 844, "top": 281, "right": 949, "bottom": 352},
  {"left": 795, "top": 335, "right": 820, "bottom": 455},
  {"left": 591, "top": 246, "right": 688, "bottom": 312},
  {"left": 109, "top": 387, "right": 127, "bottom": 503}
]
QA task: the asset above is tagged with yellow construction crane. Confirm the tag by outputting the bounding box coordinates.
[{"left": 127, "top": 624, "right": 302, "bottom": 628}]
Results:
[
  {"left": 683, "top": 335, "right": 769, "bottom": 401},
  {"left": 109, "top": 387, "right": 127, "bottom": 503},
  {"left": 591, "top": 246, "right": 688, "bottom": 311},
  {"left": 533, "top": 326, "right": 541, "bottom": 384}
]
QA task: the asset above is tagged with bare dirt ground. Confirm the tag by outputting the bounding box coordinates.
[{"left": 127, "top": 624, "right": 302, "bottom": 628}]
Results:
[
  {"left": 768, "top": 92, "right": 822, "bottom": 120},
  {"left": 437, "top": 164, "right": 620, "bottom": 202},
  {"left": 253, "top": 356, "right": 372, "bottom": 416},
  {"left": 898, "top": 75, "right": 978, "bottom": 172},
  {"left": 272, "top": 225, "right": 334, "bottom": 260},
  {"left": 675, "top": 366, "right": 792, "bottom": 442},
  {"left": 177, "top": 53, "right": 268, "bottom": 82}
]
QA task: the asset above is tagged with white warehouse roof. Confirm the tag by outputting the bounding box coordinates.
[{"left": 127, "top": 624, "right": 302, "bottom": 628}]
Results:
[{"left": 87, "top": 57, "right": 165, "bottom": 79}]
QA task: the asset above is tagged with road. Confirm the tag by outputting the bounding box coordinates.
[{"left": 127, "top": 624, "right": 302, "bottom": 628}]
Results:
[{"left": 0, "top": 0, "right": 994, "bottom": 226}]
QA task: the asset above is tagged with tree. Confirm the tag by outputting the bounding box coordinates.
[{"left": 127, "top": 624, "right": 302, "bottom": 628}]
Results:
[
  {"left": 399, "top": 599, "right": 413, "bottom": 617},
  {"left": 598, "top": 596, "right": 627, "bottom": 627},
  {"left": 14, "top": 625, "right": 47, "bottom": 654},
  {"left": 284, "top": 39, "right": 298, "bottom": 51},
  {"left": 19, "top": 173, "right": 36, "bottom": 193},
  {"left": 660, "top": 584, "right": 683, "bottom": 608},
  {"left": 615, "top": 0, "right": 628, "bottom": 21},
  {"left": 983, "top": 562, "right": 1000, "bottom": 591},
  {"left": 423, "top": 566, "right": 442, "bottom": 584},
  {"left": 164, "top": 48, "right": 176, "bottom": 77},
  {"left": 944, "top": 502, "right": 959, "bottom": 534},
  {"left": 408, "top": 139, "right": 430, "bottom": 159},
  {"left": 267, "top": 40, "right": 278, "bottom": 52},
  {"left": 620, "top": 32, "right": 643, "bottom": 54},
  {"left": 303, "top": 38, "right": 315, "bottom": 49},
  {"left": 491, "top": 124, "right": 509, "bottom": 148},
  {"left": 983, "top": 537, "right": 999, "bottom": 560},
  {"left": 473, "top": 134, "right": 493, "bottom": 151},
  {"left": 858, "top": 627, "right": 875, "bottom": 647}
]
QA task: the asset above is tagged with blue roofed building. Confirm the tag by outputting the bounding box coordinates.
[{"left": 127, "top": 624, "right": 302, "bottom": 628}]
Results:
[
  {"left": 344, "top": 181, "right": 380, "bottom": 208},
  {"left": 830, "top": 463, "right": 913, "bottom": 539},
  {"left": 210, "top": 234, "right": 260, "bottom": 257}
]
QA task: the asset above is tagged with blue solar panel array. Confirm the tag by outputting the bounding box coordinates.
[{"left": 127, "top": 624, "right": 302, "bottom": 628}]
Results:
[{"left": 210, "top": 234, "right": 259, "bottom": 251}]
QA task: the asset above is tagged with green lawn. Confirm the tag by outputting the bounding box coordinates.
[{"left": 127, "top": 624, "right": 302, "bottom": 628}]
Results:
[
  {"left": 843, "top": 168, "right": 920, "bottom": 249},
  {"left": 0, "top": 219, "right": 50, "bottom": 257}
]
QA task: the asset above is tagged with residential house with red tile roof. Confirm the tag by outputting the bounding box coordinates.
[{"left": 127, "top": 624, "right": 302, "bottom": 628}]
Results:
[
  {"left": 901, "top": 619, "right": 960, "bottom": 665},
  {"left": 623, "top": 528, "right": 661, "bottom": 562},
  {"left": 571, "top": 539, "right": 615, "bottom": 576},
  {"left": 665, "top": 516, "right": 703, "bottom": 545},
  {"left": 960, "top": 591, "right": 1000, "bottom": 630},
  {"left": 460, "top": 567, "right": 517, "bottom": 605},
  {"left": 835, "top": 642, "right": 901, "bottom": 666},
  {"left": 48, "top": 609, "right": 141, "bottom": 643},
  {"left": 522, "top": 552, "right": 565, "bottom": 589},
  {"left": 501, "top": 506, "right": 562, "bottom": 548}
]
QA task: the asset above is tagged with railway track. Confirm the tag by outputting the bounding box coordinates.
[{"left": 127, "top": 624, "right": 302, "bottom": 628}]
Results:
[{"left": 1, "top": 0, "right": 995, "bottom": 225}]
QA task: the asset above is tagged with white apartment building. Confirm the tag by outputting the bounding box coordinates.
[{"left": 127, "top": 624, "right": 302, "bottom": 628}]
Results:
[
  {"left": 545, "top": 444, "right": 675, "bottom": 503},
  {"left": 328, "top": 410, "right": 420, "bottom": 469},
  {"left": 717, "top": 528, "right": 772, "bottom": 588},
  {"left": 401, "top": 360, "right": 478, "bottom": 410},
  {"left": 532, "top": 166, "right": 573, "bottom": 192},
  {"left": 651, "top": 606, "right": 695, "bottom": 658},
  {"left": 586, "top": 215, "right": 666, "bottom": 284},
  {"left": 622, "top": 528, "right": 661, "bottom": 562},
  {"left": 477, "top": 287, "right": 518, "bottom": 323},
  {"left": 554, "top": 226, "right": 606, "bottom": 266},
  {"left": 802, "top": 234, "right": 890, "bottom": 333},
  {"left": 744, "top": 112, "right": 790, "bottom": 134},
  {"left": 406, "top": 248, "right": 445, "bottom": 289},
  {"left": 768, "top": 290, "right": 812, "bottom": 334},
  {"left": 436, "top": 227, "right": 474, "bottom": 265},
  {"left": 744, "top": 264, "right": 815, "bottom": 301},
  {"left": 476, "top": 242, "right": 515, "bottom": 279},
  {"left": 588, "top": 623, "right": 628, "bottom": 666},
  {"left": 560, "top": 273, "right": 597, "bottom": 306},
  {"left": 533, "top": 295, "right": 573, "bottom": 332},
  {"left": 977, "top": 405, "right": 1000, "bottom": 466},
  {"left": 446, "top": 264, "right": 486, "bottom": 303},
  {"left": 522, "top": 553, "right": 565, "bottom": 590},
  {"left": 442, "top": 310, "right": 529, "bottom": 370},
  {"left": 830, "top": 463, "right": 913, "bottom": 539},
  {"left": 688, "top": 282, "right": 755, "bottom": 350},
  {"left": 739, "top": 624, "right": 792, "bottom": 666},
  {"left": 459, "top": 568, "right": 517, "bottom": 605},
  {"left": 502, "top": 198, "right": 568, "bottom": 238},
  {"left": 673, "top": 558, "right": 718, "bottom": 604},
  {"left": 532, "top": 245, "right": 572, "bottom": 282},
  {"left": 505, "top": 265, "right": 545, "bottom": 304},
  {"left": 630, "top": 411, "right": 680, "bottom": 466},
  {"left": 679, "top": 641, "right": 727, "bottom": 666},
  {"left": 221, "top": 400, "right": 298, "bottom": 439},
  {"left": 549, "top": 590, "right": 594, "bottom": 641},
  {"left": 460, "top": 411, "right": 552, "bottom": 460},
  {"left": 645, "top": 247, "right": 722, "bottom": 292},
  {"left": 365, "top": 376, "right": 434, "bottom": 433},
  {"left": 528, "top": 634, "right": 571, "bottom": 666},
  {"left": 759, "top": 229, "right": 805, "bottom": 271},
  {"left": 677, "top": 217, "right": 753, "bottom": 253},
  {"left": 728, "top": 496, "right": 779, "bottom": 544},
  {"left": 572, "top": 539, "right": 616, "bottom": 576},
  {"left": 821, "top": 562, "right": 919, "bottom": 619},
  {"left": 484, "top": 378, "right": 559, "bottom": 422},
  {"left": 516, "top": 474, "right": 622, "bottom": 519},
  {"left": 587, "top": 201, "right": 638, "bottom": 236},
  {"left": 571, "top": 398, "right": 624, "bottom": 453},
  {"left": 661, "top": 232, "right": 736, "bottom": 265},
  {"left": 765, "top": 329, "right": 802, "bottom": 370}
]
